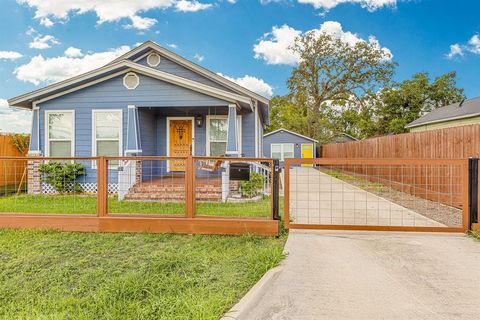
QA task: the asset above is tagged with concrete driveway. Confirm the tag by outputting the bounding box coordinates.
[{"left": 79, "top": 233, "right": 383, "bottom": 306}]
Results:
[
  {"left": 289, "top": 167, "right": 445, "bottom": 227},
  {"left": 240, "top": 230, "right": 480, "bottom": 320}
]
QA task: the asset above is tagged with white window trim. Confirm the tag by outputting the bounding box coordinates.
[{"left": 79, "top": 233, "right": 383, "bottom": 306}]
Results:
[
  {"left": 45, "top": 110, "right": 75, "bottom": 158},
  {"left": 166, "top": 116, "right": 195, "bottom": 172},
  {"left": 271, "top": 143, "right": 294, "bottom": 161},
  {"left": 206, "top": 115, "right": 242, "bottom": 156},
  {"left": 123, "top": 72, "right": 140, "bottom": 90},
  {"left": 147, "top": 52, "right": 161, "bottom": 67},
  {"left": 92, "top": 109, "right": 123, "bottom": 169}
]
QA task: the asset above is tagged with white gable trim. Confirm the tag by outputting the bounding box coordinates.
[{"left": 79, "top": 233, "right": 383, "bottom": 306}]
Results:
[
  {"left": 111, "top": 41, "right": 269, "bottom": 104},
  {"left": 130, "top": 61, "right": 251, "bottom": 104},
  {"left": 263, "top": 128, "right": 319, "bottom": 143},
  {"left": 9, "top": 60, "right": 252, "bottom": 108}
]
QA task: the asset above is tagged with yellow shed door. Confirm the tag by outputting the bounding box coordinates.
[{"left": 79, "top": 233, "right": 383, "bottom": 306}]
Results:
[{"left": 301, "top": 143, "right": 313, "bottom": 167}]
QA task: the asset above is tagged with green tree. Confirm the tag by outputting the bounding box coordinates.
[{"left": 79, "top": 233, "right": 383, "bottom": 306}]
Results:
[
  {"left": 373, "top": 72, "right": 464, "bottom": 135},
  {"left": 270, "top": 31, "right": 396, "bottom": 143}
]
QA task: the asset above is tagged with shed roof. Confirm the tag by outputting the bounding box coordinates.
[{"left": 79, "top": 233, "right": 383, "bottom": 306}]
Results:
[
  {"left": 263, "top": 128, "right": 318, "bottom": 143},
  {"left": 406, "top": 97, "right": 480, "bottom": 128}
]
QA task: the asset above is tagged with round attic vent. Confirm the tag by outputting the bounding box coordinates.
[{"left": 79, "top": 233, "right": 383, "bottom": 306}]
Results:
[
  {"left": 147, "top": 52, "right": 161, "bottom": 67},
  {"left": 123, "top": 72, "right": 139, "bottom": 90}
]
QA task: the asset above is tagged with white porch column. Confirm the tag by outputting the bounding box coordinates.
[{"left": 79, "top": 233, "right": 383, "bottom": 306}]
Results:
[
  {"left": 125, "top": 105, "right": 142, "bottom": 155},
  {"left": 28, "top": 105, "right": 41, "bottom": 155},
  {"left": 225, "top": 104, "right": 238, "bottom": 156},
  {"left": 119, "top": 105, "right": 142, "bottom": 200}
]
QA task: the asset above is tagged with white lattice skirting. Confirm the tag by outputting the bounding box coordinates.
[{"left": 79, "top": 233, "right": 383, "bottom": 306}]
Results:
[{"left": 42, "top": 183, "right": 118, "bottom": 194}]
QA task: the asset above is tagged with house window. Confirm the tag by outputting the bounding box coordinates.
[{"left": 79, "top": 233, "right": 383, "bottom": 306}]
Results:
[
  {"left": 46, "top": 111, "right": 74, "bottom": 157},
  {"left": 271, "top": 143, "right": 294, "bottom": 160},
  {"left": 93, "top": 110, "right": 122, "bottom": 166},
  {"left": 206, "top": 116, "right": 242, "bottom": 156}
]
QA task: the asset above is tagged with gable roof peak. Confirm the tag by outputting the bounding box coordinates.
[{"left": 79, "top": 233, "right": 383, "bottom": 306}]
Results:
[{"left": 111, "top": 40, "right": 269, "bottom": 104}]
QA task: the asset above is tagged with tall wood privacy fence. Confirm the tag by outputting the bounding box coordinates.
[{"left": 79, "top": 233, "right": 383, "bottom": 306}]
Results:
[
  {"left": 321, "top": 125, "right": 480, "bottom": 209},
  {"left": 0, "top": 134, "right": 27, "bottom": 189},
  {"left": 322, "top": 124, "right": 480, "bottom": 158}
]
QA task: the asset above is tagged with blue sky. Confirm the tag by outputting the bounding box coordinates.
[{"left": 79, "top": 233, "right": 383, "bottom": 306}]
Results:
[{"left": 1, "top": 0, "right": 480, "bottom": 133}]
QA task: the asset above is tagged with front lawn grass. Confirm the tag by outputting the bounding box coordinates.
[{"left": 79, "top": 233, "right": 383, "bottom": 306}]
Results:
[
  {"left": 0, "top": 229, "right": 286, "bottom": 319},
  {"left": 0, "top": 194, "right": 272, "bottom": 218}
]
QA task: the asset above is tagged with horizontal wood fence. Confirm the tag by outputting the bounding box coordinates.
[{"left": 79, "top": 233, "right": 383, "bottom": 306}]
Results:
[
  {"left": 322, "top": 124, "right": 480, "bottom": 159},
  {"left": 0, "top": 156, "right": 279, "bottom": 236},
  {"left": 321, "top": 125, "right": 480, "bottom": 211},
  {"left": 0, "top": 135, "right": 27, "bottom": 189}
]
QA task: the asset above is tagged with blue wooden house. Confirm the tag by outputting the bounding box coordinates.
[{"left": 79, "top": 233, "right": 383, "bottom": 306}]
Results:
[{"left": 8, "top": 41, "right": 269, "bottom": 197}]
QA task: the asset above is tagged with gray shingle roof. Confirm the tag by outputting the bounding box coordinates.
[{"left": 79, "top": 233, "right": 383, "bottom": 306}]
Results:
[{"left": 406, "top": 97, "right": 480, "bottom": 128}]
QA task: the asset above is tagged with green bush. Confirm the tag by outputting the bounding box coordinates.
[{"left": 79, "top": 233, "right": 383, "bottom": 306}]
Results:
[
  {"left": 39, "top": 162, "right": 86, "bottom": 194},
  {"left": 240, "top": 172, "right": 264, "bottom": 198}
]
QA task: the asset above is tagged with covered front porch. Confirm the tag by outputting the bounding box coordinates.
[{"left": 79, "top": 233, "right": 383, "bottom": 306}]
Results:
[
  {"left": 118, "top": 104, "right": 266, "bottom": 202},
  {"left": 127, "top": 105, "right": 243, "bottom": 161}
]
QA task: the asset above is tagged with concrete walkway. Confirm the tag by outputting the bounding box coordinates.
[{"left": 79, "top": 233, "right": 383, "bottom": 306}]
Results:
[
  {"left": 240, "top": 230, "right": 480, "bottom": 320},
  {"left": 289, "top": 167, "right": 445, "bottom": 227}
]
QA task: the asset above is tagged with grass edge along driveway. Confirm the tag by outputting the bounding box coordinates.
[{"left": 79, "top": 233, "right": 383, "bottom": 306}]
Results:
[{"left": 0, "top": 229, "right": 286, "bottom": 320}]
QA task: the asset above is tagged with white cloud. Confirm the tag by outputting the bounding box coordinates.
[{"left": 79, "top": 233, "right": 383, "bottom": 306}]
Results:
[
  {"left": 446, "top": 44, "right": 463, "bottom": 59},
  {"left": 218, "top": 73, "right": 273, "bottom": 98},
  {"left": 0, "top": 51, "right": 23, "bottom": 60},
  {"left": 175, "top": 0, "right": 213, "bottom": 12},
  {"left": 254, "top": 21, "right": 392, "bottom": 65},
  {"left": 64, "top": 47, "right": 83, "bottom": 58},
  {"left": 227, "top": 0, "right": 237, "bottom": 3},
  {"left": 468, "top": 34, "right": 480, "bottom": 54},
  {"left": 123, "top": 15, "right": 157, "bottom": 30},
  {"left": 167, "top": 43, "right": 178, "bottom": 49},
  {"left": 446, "top": 34, "right": 480, "bottom": 60},
  {"left": 254, "top": 25, "right": 301, "bottom": 65},
  {"left": 0, "top": 99, "right": 31, "bottom": 134},
  {"left": 39, "top": 17, "right": 53, "bottom": 27},
  {"left": 17, "top": 0, "right": 211, "bottom": 30},
  {"left": 27, "top": 27, "right": 60, "bottom": 49},
  {"left": 193, "top": 53, "right": 204, "bottom": 62},
  {"left": 297, "top": 0, "right": 397, "bottom": 11},
  {"left": 14, "top": 45, "right": 131, "bottom": 85}
]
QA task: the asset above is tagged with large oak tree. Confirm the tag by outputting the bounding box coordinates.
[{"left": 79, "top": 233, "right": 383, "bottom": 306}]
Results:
[{"left": 271, "top": 31, "right": 396, "bottom": 143}]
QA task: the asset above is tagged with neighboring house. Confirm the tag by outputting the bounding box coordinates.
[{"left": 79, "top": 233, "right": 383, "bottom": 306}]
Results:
[
  {"left": 331, "top": 133, "right": 358, "bottom": 144},
  {"left": 263, "top": 128, "right": 318, "bottom": 164},
  {"left": 8, "top": 41, "right": 269, "bottom": 194},
  {"left": 406, "top": 97, "right": 479, "bottom": 132}
]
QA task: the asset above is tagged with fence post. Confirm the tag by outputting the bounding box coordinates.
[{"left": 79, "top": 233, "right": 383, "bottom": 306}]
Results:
[
  {"left": 272, "top": 159, "right": 280, "bottom": 220},
  {"left": 185, "top": 155, "right": 196, "bottom": 218},
  {"left": 468, "top": 157, "right": 479, "bottom": 230},
  {"left": 97, "top": 157, "right": 108, "bottom": 217}
]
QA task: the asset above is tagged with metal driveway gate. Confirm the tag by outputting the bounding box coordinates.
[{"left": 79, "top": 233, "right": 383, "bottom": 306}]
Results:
[{"left": 284, "top": 158, "right": 472, "bottom": 232}]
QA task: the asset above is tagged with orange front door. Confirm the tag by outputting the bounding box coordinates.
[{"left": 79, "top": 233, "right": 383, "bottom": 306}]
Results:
[{"left": 169, "top": 119, "right": 192, "bottom": 171}]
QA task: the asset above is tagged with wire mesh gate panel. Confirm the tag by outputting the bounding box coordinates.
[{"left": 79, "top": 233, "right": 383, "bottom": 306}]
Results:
[{"left": 284, "top": 158, "right": 469, "bottom": 232}]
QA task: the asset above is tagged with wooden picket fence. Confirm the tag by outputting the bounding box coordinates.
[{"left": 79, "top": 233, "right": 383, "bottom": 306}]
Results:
[
  {"left": 321, "top": 125, "right": 480, "bottom": 209},
  {"left": 0, "top": 134, "right": 28, "bottom": 190}
]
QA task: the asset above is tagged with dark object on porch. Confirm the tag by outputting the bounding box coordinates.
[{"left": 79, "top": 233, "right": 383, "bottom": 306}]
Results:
[{"left": 229, "top": 163, "right": 250, "bottom": 181}]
